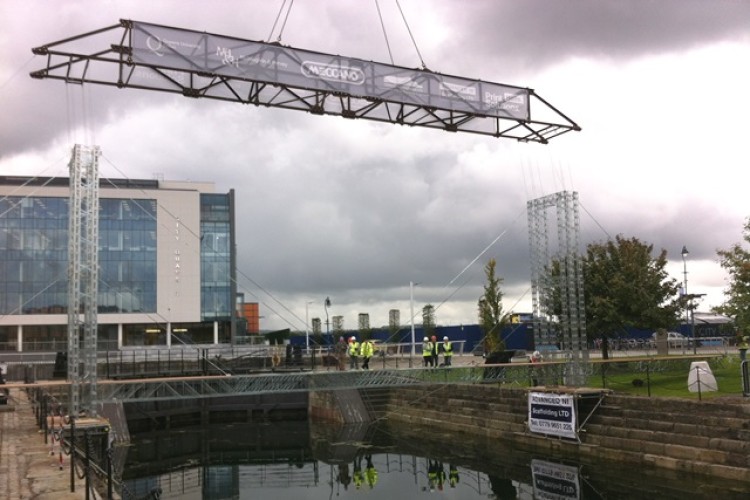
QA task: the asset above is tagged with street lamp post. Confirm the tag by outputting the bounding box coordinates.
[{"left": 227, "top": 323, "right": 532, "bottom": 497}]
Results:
[
  {"left": 681, "top": 246, "right": 689, "bottom": 324},
  {"left": 681, "top": 246, "right": 697, "bottom": 355},
  {"left": 410, "top": 282, "right": 418, "bottom": 358},
  {"left": 305, "top": 301, "right": 314, "bottom": 352},
  {"left": 324, "top": 297, "right": 331, "bottom": 339}
]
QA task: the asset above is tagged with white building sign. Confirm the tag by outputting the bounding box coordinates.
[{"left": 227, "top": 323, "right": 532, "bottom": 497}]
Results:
[{"left": 528, "top": 392, "right": 577, "bottom": 440}]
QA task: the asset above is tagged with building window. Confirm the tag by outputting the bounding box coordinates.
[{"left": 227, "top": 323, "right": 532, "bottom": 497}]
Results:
[
  {"left": 200, "top": 194, "right": 232, "bottom": 321},
  {"left": 0, "top": 196, "right": 156, "bottom": 315},
  {"left": 98, "top": 198, "right": 157, "bottom": 313}
]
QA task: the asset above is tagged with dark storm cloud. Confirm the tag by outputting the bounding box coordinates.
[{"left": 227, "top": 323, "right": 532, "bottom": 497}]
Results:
[
  {"left": 2, "top": 1, "right": 747, "bottom": 330},
  {"left": 446, "top": 0, "right": 750, "bottom": 74}
]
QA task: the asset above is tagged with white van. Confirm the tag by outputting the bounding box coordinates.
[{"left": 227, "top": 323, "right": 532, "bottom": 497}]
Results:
[{"left": 651, "top": 331, "right": 689, "bottom": 348}]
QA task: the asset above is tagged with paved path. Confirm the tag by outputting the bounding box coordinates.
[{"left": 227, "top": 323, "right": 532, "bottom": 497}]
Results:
[{"left": 0, "top": 389, "right": 88, "bottom": 500}]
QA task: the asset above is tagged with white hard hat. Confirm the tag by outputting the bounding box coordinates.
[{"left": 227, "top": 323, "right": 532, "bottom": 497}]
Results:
[
  {"left": 443, "top": 336, "right": 448, "bottom": 340},
  {"left": 350, "top": 336, "right": 356, "bottom": 341},
  {"left": 423, "top": 337, "right": 429, "bottom": 342}
]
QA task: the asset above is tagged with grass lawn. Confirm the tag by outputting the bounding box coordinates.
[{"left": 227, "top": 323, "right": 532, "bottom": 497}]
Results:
[{"left": 587, "top": 355, "right": 745, "bottom": 399}]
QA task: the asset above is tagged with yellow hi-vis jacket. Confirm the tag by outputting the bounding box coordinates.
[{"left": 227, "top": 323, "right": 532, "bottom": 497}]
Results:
[
  {"left": 443, "top": 341, "right": 453, "bottom": 357},
  {"left": 360, "top": 340, "right": 374, "bottom": 358},
  {"left": 365, "top": 466, "right": 378, "bottom": 488},
  {"left": 423, "top": 341, "right": 433, "bottom": 357},
  {"left": 349, "top": 342, "right": 360, "bottom": 356}
]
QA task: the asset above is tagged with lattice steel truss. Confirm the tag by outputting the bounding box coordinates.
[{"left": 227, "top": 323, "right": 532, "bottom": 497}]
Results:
[
  {"left": 527, "top": 191, "right": 588, "bottom": 384},
  {"left": 68, "top": 144, "right": 101, "bottom": 416},
  {"left": 29, "top": 20, "right": 580, "bottom": 144},
  {"left": 95, "top": 366, "right": 525, "bottom": 404}
]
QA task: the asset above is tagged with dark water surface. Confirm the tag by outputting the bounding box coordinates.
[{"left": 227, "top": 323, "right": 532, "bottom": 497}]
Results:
[{"left": 119, "top": 419, "right": 747, "bottom": 499}]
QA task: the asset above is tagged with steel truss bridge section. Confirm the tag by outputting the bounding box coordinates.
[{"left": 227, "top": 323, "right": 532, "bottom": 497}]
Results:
[
  {"left": 96, "top": 366, "right": 513, "bottom": 404},
  {"left": 30, "top": 20, "right": 580, "bottom": 144}
]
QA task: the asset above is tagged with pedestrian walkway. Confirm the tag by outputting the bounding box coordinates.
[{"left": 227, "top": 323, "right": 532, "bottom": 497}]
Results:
[{"left": 0, "top": 388, "right": 87, "bottom": 499}]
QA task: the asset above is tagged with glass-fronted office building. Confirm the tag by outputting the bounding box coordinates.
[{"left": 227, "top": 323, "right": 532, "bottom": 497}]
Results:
[{"left": 0, "top": 177, "right": 235, "bottom": 351}]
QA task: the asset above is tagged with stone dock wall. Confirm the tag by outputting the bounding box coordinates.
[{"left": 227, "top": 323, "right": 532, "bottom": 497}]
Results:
[
  {"left": 309, "top": 384, "right": 750, "bottom": 484},
  {"left": 381, "top": 384, "right": 750, "bottom": 483}
]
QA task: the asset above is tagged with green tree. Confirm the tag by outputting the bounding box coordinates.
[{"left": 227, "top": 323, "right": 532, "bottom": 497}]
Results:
[
  {"left": 422, "top": 304, "right": 436, "bottom": 340},
  {"left": 332, "top": 315, "right": 344, "bottom": 342},
  {"left": 714, "top": 217, "right": 750, "bottom": 332},
  {"left": 478, "top": 258, "right": 507, "bottom": 353},
  {"left": 583, "top": 235, "right": 681, "bottom": 358}
]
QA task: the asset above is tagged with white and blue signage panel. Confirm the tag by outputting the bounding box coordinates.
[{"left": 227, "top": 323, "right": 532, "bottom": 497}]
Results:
[
  {"left": 129, "top": 21, "right": 530, "bottom": 121},
  {"left": 528, "top": 392, "right": 577, "bottom": 440}
]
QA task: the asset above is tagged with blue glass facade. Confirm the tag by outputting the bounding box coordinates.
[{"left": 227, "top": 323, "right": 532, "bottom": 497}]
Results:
[
  {"left": 0, "top": 196, "right": 157, "bottom": 315},
  {"left": 0, "top": 197, "right": 68, "bottom": 315},
  {"left": 98, "top": 198, "right": 158, "bottom": 313},
  {"left": 200, "top": 193, "right": 232, "bottom": 323}
]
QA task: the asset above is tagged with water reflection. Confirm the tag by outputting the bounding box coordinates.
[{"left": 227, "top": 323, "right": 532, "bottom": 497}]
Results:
[{"left": 119, "top": 419, "right": 747, "bottom": 499}]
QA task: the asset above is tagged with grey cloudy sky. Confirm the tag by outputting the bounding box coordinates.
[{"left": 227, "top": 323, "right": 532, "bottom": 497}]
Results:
[{"left": 1, "top": 0, "right": 749, "bottom": 331}]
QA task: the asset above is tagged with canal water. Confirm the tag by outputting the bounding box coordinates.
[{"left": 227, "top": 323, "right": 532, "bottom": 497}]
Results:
[{"left": 118, "top": 418, "right": 747, "bottom": 499}]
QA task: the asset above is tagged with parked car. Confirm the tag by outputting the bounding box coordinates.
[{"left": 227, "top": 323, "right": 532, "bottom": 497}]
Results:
[
  {"left": 651, "top": 331, "right": 692, "bottom": 348},
  {"left": 484, "top": 349, "right": 531, "bottom": 363}
]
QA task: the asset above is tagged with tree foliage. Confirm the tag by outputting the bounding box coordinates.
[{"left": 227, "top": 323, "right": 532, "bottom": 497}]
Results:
[
  {"left": 422, "top": 304, "right": 436, "bottom": 339},
  {"left": 478, "top": 258, "right": 507, "bottom": 353},
  {"left": 715, "top": 217, "right": 750, "bottom": 331},
  {"left": 583, "top": 236, "right": 681, "bottom": 353}
]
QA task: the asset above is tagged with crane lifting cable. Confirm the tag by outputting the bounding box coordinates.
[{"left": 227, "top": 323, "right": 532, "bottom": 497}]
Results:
[
  {"left": 30, "top": 19, "right": 580, "bottom": 143},
  {"left": 375, "top": 0, "right": 395, "bottom": 65},
  {"left": 267, "top": 0, "right": 295, "bottom": 43},
  {"left": 375, "top": 0, "right": 426, "bottom": 69}
]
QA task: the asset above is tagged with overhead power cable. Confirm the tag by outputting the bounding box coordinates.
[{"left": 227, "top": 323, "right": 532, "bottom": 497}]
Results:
[
  {"left": 0, "top": 55, "right": 35, "bottom": 90},
  {"left": 579, "top": 201, "right": 612, "bottom": 241}
]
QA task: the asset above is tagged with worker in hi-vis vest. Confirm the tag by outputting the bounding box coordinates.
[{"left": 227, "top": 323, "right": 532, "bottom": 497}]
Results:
[
  {"left": 348, "top": 336, "right": 360, "bottom": 370},
  {"left": 360, "top": 338, "right": 374, "bottom": 370},
  {"left": 365, "top": 455, "right": 378, "bottom": 489},
  {"left": 442, "top": 336, "right": 453, "bottom": 366},
  {"left": 422, "top": 337, "right": 433, "bottom": 367}
]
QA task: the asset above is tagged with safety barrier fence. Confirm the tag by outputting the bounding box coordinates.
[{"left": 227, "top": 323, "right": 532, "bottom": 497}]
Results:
[
  {"left": 25, "top": 388, "right": 114, "bottom": 499},
  {"left": 5, "top": 355, "right": 747, "bottom": 403}
]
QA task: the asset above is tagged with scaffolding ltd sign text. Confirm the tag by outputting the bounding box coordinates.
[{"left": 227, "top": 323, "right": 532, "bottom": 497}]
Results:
[{"left": 528, "top": 392, "right": 577, "bottom": 440}]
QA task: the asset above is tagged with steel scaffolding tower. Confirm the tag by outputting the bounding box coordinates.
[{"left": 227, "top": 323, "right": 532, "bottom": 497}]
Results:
[
  {"left": 527, "top": 191, "right": 588, "bottom": 385},
  {"left": 67, "top": 144, "right": 101, "bottom": 416}
]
